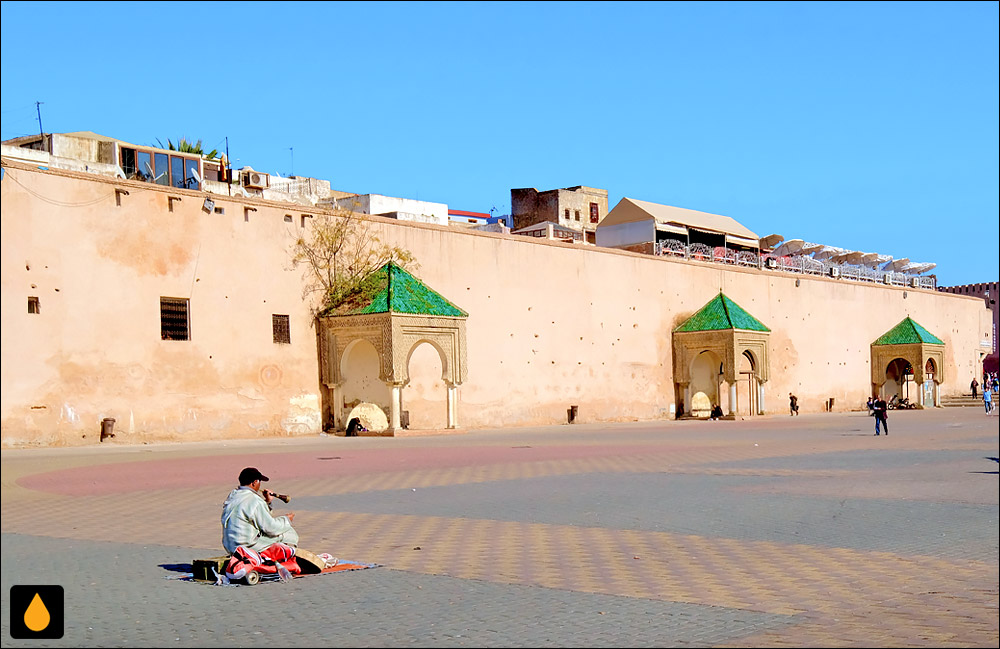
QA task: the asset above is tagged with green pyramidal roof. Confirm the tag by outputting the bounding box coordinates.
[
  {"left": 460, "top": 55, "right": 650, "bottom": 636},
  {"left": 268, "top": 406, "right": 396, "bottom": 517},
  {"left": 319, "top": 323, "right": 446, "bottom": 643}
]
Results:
[
  {"left": 873, "top": 317, "right": 943, "bottom": 345},
  {"left": 331, "top": 262, "right": 468, "bottom": 317},
  {"left": 674, "top": 293, "right": 770, "bottom": 332}
]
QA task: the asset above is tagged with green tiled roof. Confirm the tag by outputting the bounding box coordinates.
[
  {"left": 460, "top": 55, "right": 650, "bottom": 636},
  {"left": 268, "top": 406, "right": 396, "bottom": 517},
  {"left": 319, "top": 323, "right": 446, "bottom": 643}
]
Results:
[
  {"left": 333, "top": 262, "right": 467, "bottom": 317},
  {"left": 873, "top": 317, "right": 943, "bottom": 345},
  {"left": 674, "top": 293, "right": 770, "bottom": 332}
]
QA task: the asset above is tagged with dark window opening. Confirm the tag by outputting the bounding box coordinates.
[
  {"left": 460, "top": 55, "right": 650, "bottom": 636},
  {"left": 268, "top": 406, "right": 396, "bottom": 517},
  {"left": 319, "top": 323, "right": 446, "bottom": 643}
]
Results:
[
  {"left": 160, "top": 297, "right": 190, "bottom": 341},
  {"left": 28, "top": 296, "right": 40, "bottom": 314},
  {"left": 590, "top": 202, "right": 599, "bottom": 223},
  {"left": 120, "top": 148, "right": 136, "bottom": 178},
  {"left": 273, "top": 314, "right": 291, "bottom": 344},
  {"left": 574, "top": 210, "right": 580, "bottom": 221}
]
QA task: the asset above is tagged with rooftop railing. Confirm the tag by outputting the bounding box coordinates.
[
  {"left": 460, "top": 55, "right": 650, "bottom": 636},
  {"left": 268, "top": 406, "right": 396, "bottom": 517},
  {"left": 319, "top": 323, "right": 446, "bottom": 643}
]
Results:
[{"left": 652, "top": 242, "right": 937, "bottom": 290}]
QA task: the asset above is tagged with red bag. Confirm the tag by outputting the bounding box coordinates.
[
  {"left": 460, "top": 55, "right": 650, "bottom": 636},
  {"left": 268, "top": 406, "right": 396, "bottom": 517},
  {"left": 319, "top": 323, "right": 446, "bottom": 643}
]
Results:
[{"left": 225, "top": 543, "right": 301, "bottom": 581}]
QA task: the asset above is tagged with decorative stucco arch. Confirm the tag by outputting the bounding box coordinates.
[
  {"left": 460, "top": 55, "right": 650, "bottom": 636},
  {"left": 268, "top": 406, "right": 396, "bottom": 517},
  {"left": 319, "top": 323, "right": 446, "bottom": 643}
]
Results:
[
  {"left": 672, "top": 293, "right": 771, "bottom": 418},
  {"left": 317, "top": 263, "right": 468, "bottom": 434},
  {"left": 870, "top": 317, "right": 945, "bottom": 408}
]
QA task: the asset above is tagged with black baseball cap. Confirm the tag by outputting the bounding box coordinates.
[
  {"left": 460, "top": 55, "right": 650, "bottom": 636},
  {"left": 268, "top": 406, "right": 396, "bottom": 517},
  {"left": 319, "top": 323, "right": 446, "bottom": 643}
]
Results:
[{"left": 239, "top": 467, "right": 269, "bottom": 485}]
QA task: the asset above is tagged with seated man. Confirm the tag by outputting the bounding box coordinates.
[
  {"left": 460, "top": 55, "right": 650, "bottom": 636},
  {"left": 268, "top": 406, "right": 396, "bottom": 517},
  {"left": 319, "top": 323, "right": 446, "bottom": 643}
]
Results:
[{"left": 222, "top": 467, "right": 298, "bottom": 555}]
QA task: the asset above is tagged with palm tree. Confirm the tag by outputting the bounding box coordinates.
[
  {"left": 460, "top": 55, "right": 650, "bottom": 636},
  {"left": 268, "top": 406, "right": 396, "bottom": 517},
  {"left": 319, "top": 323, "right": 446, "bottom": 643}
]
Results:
[{"left": 155, "top": 137, "right": 219, "bottom": 160}]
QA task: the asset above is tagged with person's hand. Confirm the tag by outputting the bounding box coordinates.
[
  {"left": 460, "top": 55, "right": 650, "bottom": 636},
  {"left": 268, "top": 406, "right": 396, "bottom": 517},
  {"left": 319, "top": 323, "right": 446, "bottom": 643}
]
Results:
[
  {"left": 287, "top": 512, "right": 295, "bottom": 523},
  {"left": 261, "top": 489, "right": 274, "bottom": 505}
]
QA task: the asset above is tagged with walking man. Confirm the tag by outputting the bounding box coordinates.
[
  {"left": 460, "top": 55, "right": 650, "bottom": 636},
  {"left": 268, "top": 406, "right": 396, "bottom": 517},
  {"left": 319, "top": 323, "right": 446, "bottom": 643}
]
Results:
[
  {"left": 873, "top": 396, "right": 888, "bottom": 435},
  {"left": 789, "top": 393, "right": 799, "bottom": 416}
]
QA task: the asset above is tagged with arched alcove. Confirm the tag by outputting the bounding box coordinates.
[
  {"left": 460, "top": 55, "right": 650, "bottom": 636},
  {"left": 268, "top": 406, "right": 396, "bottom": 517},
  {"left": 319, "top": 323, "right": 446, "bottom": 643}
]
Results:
[
  {"left": 404, "top": 340, "right": 448, "bottom": 430},
  {"left": 689, "top": 350, "right": 723, "bottom": 417},
  {"left": 340, "top": 338, "right": 392, "bottom": 419},
  {"left": 737, "top": 350, "right": 760, "bottom": 417},
  {"left": 881, "top": 357, "right": 913, "bottom": 401}
]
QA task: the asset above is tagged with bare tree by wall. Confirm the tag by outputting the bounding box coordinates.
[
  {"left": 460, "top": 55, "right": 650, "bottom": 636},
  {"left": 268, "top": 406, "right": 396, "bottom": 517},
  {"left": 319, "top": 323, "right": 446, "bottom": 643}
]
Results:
[{"left": 292, "top": 204, "right": 417, "bottom": 316}]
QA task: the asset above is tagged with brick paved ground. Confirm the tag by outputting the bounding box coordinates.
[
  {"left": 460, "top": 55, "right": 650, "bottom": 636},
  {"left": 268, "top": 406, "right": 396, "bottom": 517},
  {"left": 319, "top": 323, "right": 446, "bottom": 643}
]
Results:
[{"left": 2, "top": 408, "right": 997, "bottom": 647}]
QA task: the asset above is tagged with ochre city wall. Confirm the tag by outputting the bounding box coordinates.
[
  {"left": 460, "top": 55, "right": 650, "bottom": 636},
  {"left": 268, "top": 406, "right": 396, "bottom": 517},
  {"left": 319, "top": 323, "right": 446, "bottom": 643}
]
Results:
[{"left": 1, "top": 161, "right": 991, "bottom": 447}]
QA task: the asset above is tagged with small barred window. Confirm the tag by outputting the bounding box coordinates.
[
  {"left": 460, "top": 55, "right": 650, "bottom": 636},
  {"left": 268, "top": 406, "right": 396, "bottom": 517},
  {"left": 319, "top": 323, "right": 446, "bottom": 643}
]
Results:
[
  {"left": 272, "top": 314, "right": 291, "bottom": 344},
  {"left": 160, "top": 297, "right": 190, "bottom": 340}
]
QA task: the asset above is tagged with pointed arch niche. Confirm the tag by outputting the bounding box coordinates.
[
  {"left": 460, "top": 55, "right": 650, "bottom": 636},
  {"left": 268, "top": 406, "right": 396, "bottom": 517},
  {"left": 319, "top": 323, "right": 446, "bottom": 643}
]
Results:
[
  {"left": 870, "top": 317, "right": 944, "bottom": 408},
  {"left": 318, "top": 263, "right": 468, "bottom": 435},
  {"left": 672, "top": 293, "right": 771, "bottom": 418}
]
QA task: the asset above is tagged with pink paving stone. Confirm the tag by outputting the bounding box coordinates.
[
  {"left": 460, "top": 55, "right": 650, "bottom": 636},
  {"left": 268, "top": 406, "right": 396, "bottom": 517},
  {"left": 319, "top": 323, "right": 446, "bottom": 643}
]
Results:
[{"left": 17, "top": 442, "right": 706, "bottom": 496}]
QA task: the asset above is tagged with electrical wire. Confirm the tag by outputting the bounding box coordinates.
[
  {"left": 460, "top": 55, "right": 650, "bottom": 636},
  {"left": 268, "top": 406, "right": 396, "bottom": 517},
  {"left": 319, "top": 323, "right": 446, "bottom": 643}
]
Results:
[{"left": 0, "top": 164, "right": 114, "bottom": 208}]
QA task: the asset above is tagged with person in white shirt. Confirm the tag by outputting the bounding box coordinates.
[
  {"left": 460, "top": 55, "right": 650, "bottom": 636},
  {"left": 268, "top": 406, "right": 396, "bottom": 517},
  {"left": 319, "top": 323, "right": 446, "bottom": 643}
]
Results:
[{"left": 221, "top": 467, "right": 298, "bottom": 554}]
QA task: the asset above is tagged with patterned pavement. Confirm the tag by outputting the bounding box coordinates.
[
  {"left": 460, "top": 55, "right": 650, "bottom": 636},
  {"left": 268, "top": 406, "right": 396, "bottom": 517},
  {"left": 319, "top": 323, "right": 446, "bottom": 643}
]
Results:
[{"left": 2, "top": 408, "right": 997, "bottom": 647}]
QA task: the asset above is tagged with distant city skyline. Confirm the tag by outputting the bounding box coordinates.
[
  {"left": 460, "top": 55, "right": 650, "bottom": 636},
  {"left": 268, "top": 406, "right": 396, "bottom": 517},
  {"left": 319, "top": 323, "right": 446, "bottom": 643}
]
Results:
[{"left": 2, "top": 1, "right": 996, "bottom": 286}]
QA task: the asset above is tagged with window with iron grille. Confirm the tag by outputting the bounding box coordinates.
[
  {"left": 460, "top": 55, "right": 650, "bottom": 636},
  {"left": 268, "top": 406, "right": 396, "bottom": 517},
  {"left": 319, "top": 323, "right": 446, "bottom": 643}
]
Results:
[
  {"left": 28, "top": 296, "right": 40, "bottom": 314},
  {"left": 272, "top": 314, "right": 291, "bottom": 344},
  {"left": 590, "top": 202, "right": 599, "bottom": 223},
  {"left": 160, "top": 297, "right": 190, "bottom": 340}
]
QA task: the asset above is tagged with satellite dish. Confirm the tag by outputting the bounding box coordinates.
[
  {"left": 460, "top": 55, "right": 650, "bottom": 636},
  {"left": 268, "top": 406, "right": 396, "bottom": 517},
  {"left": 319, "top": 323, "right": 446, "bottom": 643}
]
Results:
[
  {"left": 144, "top": 161, "right": 166, "bottom": 183},
  {"left": 189, "top": 168, "right": 202, "bottom": 187}
]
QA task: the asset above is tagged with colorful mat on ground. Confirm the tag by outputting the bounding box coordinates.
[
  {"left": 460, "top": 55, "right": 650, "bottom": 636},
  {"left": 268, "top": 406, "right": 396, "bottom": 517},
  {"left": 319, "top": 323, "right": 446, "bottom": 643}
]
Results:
[
  {"left": 163, "top": 557, "right": 380, "bottom": 586},
  {"left": 302, "top": 559, "right": 380, "bottom": 576}
]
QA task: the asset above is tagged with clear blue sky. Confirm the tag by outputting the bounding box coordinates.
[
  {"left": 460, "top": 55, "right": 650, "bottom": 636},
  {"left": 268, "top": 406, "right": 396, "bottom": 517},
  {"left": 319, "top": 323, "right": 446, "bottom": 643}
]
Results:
[{"left": 2, "top": 1, "right": 997, "bottom": 287}]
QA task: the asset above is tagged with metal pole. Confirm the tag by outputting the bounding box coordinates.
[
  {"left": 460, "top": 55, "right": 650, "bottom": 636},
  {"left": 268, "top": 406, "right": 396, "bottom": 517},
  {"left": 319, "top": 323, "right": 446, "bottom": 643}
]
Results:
[{"left": 35, "top": 101, "right": 44, "bottom": 137}]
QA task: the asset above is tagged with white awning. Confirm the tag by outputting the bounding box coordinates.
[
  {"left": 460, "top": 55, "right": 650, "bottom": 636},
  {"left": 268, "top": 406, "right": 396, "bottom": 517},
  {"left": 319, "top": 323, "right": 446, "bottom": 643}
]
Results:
[
  {"left": 726, "top": 234, "right": 760, "bottom": 248},
  {"left": 655, "top": 222, "right": 688, "bottom": 236}
]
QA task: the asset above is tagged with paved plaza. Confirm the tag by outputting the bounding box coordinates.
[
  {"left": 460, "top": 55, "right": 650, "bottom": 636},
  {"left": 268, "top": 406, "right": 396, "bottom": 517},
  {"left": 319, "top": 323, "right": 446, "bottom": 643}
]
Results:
[{"left": 2, "top": 407, "right": 998, "bottom": 647}]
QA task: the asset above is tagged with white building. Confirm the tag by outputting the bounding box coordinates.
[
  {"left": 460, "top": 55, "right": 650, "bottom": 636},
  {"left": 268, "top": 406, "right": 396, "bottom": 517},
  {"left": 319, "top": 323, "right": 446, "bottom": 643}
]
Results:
[{"left": 334, "top": 194, "right": 449, "bottom": 226}]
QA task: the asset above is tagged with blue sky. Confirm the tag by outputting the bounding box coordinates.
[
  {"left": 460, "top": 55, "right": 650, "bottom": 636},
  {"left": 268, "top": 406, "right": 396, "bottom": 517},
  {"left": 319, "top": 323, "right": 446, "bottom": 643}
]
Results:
[{"left": 2, "top": 1, "right": 997, "bottom": 287}]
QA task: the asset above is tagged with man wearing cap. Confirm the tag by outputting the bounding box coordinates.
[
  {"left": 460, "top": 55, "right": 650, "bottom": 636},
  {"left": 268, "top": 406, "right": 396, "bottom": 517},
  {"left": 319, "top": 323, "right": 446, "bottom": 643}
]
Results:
[{"left": 222, "top": 467, "right": 299, "bottom": 554}]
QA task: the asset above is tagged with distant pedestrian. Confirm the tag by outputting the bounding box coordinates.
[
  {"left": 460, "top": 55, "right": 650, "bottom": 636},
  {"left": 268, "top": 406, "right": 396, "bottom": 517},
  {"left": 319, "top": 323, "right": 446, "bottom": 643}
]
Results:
[
  {"left": 789, "top": 393, "right": 799, "bottom": 416},
  {"left": 985, "top": 388, "right": 994, "bottom": 415},
  {"left": 971, "top": 378, "right": 978, "bottom": 399},
  {"left": 873, "top": 396, "right": 888, "bottom": 435}
]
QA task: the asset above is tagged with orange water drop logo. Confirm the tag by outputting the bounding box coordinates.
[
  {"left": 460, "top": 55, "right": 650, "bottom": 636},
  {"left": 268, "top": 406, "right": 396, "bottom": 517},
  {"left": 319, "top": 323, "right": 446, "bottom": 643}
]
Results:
[{"left": 24, "top": 592, "right": 51, "bottom": 631}]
